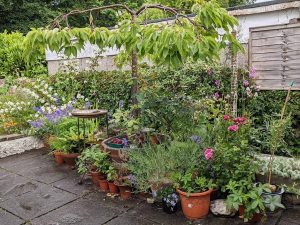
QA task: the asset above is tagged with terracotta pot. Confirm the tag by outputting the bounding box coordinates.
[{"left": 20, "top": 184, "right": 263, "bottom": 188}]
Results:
[
  {"left": 63, "top": 153, "right": 80, "bottom": 167},
  {"left": 90, "top": 171, "right": 105, "bottom": 186},
  {"left": 239, "top": 205, "right": 261, "bottom": 223},
  {"left": 53, "top": 151, "right": 64, "bottom": 166},
  {"left": 177, "top": 188, "right": 212, "bottom": 220},
  {"left": 99, "top": 179, "right": 109, "bottom": 192},
  {"left": 108, "top": 182, "right": 119, "bottom": 194},
  {"left": 150, "top": 135, "right": 159, "bottom": 145},
  {"left": 118, "top": 185, "right": 132, "bottom": 200}
]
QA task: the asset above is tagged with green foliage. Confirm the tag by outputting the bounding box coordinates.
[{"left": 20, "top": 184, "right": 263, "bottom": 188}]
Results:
[
  {"left": 106, "top": 165, "right": 118, "bottom": 182},
  {"left": 226, "top": 180, "right": 266, "bottom": 222},
  {"left": 77, "top": 145, "right": 109, "bottom": 174},
  {"left": 48, "top": 136, "right": 71, "bottom": 153},
  {"left": 0, "top": 32, "right": 46, "bottom": 78},
  {"left": 23, "top": 1, "right": 242, "bottom": 68}
]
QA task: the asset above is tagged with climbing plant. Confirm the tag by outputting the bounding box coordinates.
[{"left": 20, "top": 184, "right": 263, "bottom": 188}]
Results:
[{"left": 23, "top": 0, "right": 243, "bottom": 111}]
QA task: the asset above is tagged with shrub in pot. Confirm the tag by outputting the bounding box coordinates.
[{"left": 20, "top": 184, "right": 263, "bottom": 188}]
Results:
[
  {"left": 106, "top": 165, "right": 119, "bottom": 194},
  {"left": 48, "top": 136, "right": 68, "bottom": 166},
  {"left": 114, "top": 176, "right": 133, "bottom": 200},
  {"left": 225, "top": 180, "right": 266, "bottom": 223},
  {"left": 77, "top": 145, "right": 109, "bottom": 187},
  {"left": 172, "top": 172, "right": 216, "bottom": 220}
]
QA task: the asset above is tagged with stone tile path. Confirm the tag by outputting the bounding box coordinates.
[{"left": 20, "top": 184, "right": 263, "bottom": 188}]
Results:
[{"left": 0, "top": 148, "right": 299, "bottom": 225}]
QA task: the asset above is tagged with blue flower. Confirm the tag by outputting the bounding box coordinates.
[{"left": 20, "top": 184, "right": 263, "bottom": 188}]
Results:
[
  {"left": 118, "top": 100, "right": 124, "bottom": 109},
  {"left": 85, "top": 101, "right": 91, "bottom": 109},
  {"left": 190, "top": 135, "right": 201, "bottom": 145}
]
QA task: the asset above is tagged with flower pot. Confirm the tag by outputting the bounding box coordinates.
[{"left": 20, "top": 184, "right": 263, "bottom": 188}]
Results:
[
  {"left": 177, "top": 188, "right": 212, "bottom": 220},
  {"left": 108, "top": 182, "right": 119, "bottom": 194},
  {"left": 63, "top": 153, "right": 80, "bottom": 167},
  {"left": 90, "top": 171, "right": 105, "bottom": 186},
  {"left": 53, "top": 151, "right": 64, "bottom": 166},
  {"left": 118, "top": 185, "right": 132, "bottom": 200},
  {"left": 262, "top": 186, "right": 284, "bottom": 211},
  {"left": 239, "top": 205, "right": 261, "bottom": 223},
  {"left": 99, "top": 179, "right": 109, "bottom": 192},
  {"left": 150, "top": 135, "right": 159, "bottom": 145},
  {"left": 162, "top": 198, "right": 178, "bottom": 214}
]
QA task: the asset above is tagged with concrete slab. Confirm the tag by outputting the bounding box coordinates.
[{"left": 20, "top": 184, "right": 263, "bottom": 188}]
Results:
[
  {"left": 30, "top": 194, "right": 126, "bottom": 225},
  {"left": 0, "top": 208, "right": 24, "bottom": 225},
  {"left": 105, "top": 214, "right": 159, "bottom": 225},
  {"left": 0, "top": 172, "right": 37, "bottom": 202},
  {"left": 0, "top": 183, "right": 77, "bottom": 220},
  {"left": 279, "top": 207, "right": 300, "bottom": 225}
]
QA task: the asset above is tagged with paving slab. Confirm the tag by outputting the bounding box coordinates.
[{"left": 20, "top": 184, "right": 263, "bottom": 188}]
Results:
[
  {"left": 0, "top": 182, "right": 77, "bottom": 220},
  {"left": 0, "top": 172, "right": 37, "bottom": 202},
  {"left": 279, "top": 207, "right": 300, "bottom": 225},
  {"left": 52, "top": 172, "right": 95, "bottom": 196},
  {"left": 30, "top": 194, "right": 127, "bottom": 225},
  {"left": 0, "top": 208, "right": 24, "bottom": 225},
  {"left": 105, "top": 214, "right": 159, "bottom": 225}
]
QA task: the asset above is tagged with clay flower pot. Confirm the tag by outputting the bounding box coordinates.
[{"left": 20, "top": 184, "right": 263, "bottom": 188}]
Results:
[
  {"left": 177, "top": 189, "right": 212, "bottom": 220},
  {"left": 118, "top": 185, "right": 132, "bottom": 200},
  {"left": 108, "top": 182, "right": 119, "bottom": 194},
  {"left": 63, "top": 153, "right": 80, "bottom": 167},
  {"left": 99, "top": 179, "right": 109, "bottom": 192},
  {"left": 90, "top": 171, "right": 105, "bottom": 186},
  {"left": 239, "top": 205, "right": 261, "bottom": 223},
  {"left": 53, "top": 151, "right": 64, "bottom": 166}
]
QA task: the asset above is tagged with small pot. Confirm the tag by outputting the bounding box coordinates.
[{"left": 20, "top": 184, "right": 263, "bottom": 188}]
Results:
[
  {"left": 177, "top": 188, "right": 212, "bottom": 220},
  {"left": 239, "top": 205, "right": 261, "bottom": 223},
  {"left": 108, "top": 182, "right": 119, "bottom": 194},
  {"left": 99, "top": 179, "right": 109, "bottom": 192},
  {"left": 118, "top": 185, "right": 132, "bottom": 200},
  {"left": 162, "top": 198, "right": 178, "bottom": 214},
  {"left": 63, "top": 153, "right": 80, "bottom": 167},
  {"left": 90, "top": 171, "right": 105, "bottom": 186},
  {"left": 53, "top": 151, "right": 64, "bottom": 166}
]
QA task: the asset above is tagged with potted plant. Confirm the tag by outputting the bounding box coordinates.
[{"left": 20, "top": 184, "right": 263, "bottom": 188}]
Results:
[
  {"left": 114, "top": 175, "right": 133, "bottom": 200},
  {"left": 77, "top": 145, "right": 108, "bottom": 186},
  {"left": 226, "top": 180, "right": 266, "bottom": 223},
  {"left": 262, "top": 117, "right": 290, "bottom": 211},
  {"left": 48, "top": 136, "right": 67, "bottom": 166},
  {"left": 106, "top": 165, "right": 119, "bottom": 194},
  {"left": 172, "top": 172, "right": 216, "bottom": 220},
  {"left": 157, "top": 187, "right": 179, "bottom": 214}
]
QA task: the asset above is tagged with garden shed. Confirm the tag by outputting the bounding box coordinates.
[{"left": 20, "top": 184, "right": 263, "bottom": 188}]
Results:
[{"left": 46, "top": 0, "right": 300, "bottom": 90}]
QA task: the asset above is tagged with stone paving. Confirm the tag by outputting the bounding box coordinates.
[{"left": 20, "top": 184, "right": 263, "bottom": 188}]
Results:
[{"left": 0, "top": 148, "right": 299, "bottom": 225}]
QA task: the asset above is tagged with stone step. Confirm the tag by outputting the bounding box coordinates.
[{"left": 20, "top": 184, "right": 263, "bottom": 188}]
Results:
[{"left": 0, "top": 135, "right": 45, "bottom": 158}]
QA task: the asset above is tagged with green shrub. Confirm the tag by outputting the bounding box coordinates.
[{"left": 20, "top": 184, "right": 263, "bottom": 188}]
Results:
[{"left": 0, "top": 32, "right": 47, "bottom": 78}]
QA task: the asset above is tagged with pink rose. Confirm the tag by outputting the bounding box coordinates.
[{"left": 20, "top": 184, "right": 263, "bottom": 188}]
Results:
[
  {"left": 233, "top": 117, "right": 247, "bottom": 125},
  {"left": 223, "top": 115, "right": 230, "bottom": 121},
  {"left": 228, "top": 124, "right": 239, "bottom": 132},
  {"left": 204, "top": 148, "right": 214, "bottom": 160}
]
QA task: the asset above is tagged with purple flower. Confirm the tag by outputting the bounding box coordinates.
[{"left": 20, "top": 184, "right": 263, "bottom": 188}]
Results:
[
  {"left": 85, "top": 101, "right": 91, "bottom": 109},
  {"left": 213, "top": 92, "right": 220, "bottom": 99},
  {"left": 207, "top": 68, "right": 213, "bottom": 76},
  {"left": 118, "top": 100, "right": 124, "bottom": 109},
  {"left": 29, "top": 119, "right": 44, "bottom": 129},
  {"left": 55, "top": 96, "right": 60, "bottom": 105},
  {"left": 214, "top": 80, "right": 221, "bottom": 88},
  {"left": 243, "top": 80, "right": 250, "bottom": 87},
  {"left": 190, "top": 135, "right": 201, "bottom": 145},
  {"left": 32, "top": 107, "right": 44, "bottom": 114},
  {"left": 121, "top": 138, "right": 129, "bottom": 147}
]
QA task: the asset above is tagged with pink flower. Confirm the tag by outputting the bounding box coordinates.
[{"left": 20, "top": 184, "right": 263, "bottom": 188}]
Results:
[
  {"left": 223, "top": 115, "right": 230, "bottom": 121},
  {"left": 213, "top": 92, "right": 220, "bottom": 99},
  {"left": 249, "top": 67, "right": 256, "bottom": 78},
  {"left": 207, "top": 68, "right": 213, "bottom": 76},
  {"left": 243, "top": 80, "right": 250, "bottom": 87},
  {"left": 228, "top": 124, "right": 239, "bottom": 132},
  {"left": 204, "top": 148, "right": 214, "bottom": 160},
  {"left": 233, "top": 117, "right": 247, "bottom": 125}
]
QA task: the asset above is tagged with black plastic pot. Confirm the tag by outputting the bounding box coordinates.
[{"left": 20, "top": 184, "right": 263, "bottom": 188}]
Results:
[{"left": 162, "top": 198, "right": 178, "bottom": 214}]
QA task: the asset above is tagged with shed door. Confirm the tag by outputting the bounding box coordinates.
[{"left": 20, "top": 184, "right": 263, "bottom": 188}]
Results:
[{"left": 249, "top": 23, "right": 300, "bottom": 90}]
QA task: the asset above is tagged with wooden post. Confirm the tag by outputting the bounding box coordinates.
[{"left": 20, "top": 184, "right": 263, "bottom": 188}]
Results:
[{"left": 230, "top": 31, "right": 238, "bottom": 117}]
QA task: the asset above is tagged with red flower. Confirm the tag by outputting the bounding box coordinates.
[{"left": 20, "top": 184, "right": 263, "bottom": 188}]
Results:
[
  {"left": 223, "top": 115, "right": 230, "bottom": 121},
  {"left": 233, "top": 117, "right": 247, "bottom": 125},
  {"left": 228, "top": 124, "right": 239, "bottom": 132},
  {"left": 204, "top": 148, "right": 214, "bottom": 160}
]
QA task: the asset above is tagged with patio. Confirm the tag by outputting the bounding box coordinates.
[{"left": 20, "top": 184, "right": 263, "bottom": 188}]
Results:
[{"left": 0, "top": 148, "right": 299, "bottom": 225}]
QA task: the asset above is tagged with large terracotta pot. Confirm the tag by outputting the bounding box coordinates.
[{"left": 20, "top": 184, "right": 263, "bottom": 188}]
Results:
[
  {"left": 108, "top": 182, "right": 119, "bottom": 194},
  {"left": 118, "top": 185, "right": 132, "bottom": 200},
  {"left": 63, "top": 153, "right": 80, "bottom": 167},
  {"left": 53, "top": 151, "right": 64, "bottom": 166},
  {"left": 177, "top": 188, "right": 212, "bottom": 220}
]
